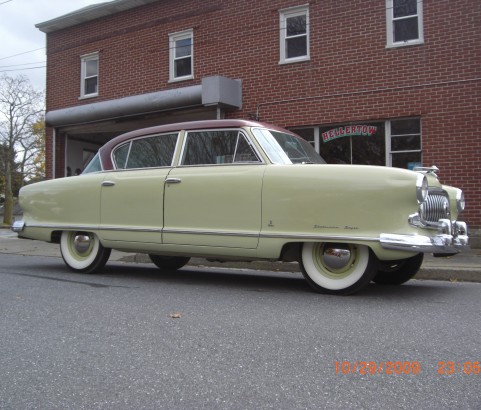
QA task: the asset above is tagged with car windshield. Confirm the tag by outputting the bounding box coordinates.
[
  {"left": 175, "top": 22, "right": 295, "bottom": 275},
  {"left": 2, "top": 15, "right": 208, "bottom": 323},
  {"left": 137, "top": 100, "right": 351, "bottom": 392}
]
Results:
[{"left": 252, "top": 128, "right": 326, "bottom": 164}]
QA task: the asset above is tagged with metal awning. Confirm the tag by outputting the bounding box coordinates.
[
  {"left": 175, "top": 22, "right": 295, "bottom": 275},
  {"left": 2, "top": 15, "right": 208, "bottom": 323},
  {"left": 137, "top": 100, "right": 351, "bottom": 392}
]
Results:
[{"left": 46, "top": 76, "right": 242, "bottom": 128}]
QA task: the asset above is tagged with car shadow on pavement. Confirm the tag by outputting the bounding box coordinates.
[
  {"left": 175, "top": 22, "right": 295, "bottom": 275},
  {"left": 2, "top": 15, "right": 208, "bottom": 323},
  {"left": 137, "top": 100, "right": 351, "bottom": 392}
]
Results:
[
  {"left": 98, "top": 262, "right": 462, "bottom": 298},
  {"left": 101, "top": 263, "right": 309, "bottom": 293},
  {"left": 23, "top": 260, "right": 463, "bottom": 298}
]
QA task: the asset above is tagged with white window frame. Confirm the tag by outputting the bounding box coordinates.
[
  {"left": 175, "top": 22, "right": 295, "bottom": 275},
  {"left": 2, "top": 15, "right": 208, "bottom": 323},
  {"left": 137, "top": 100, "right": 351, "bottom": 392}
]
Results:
[
  {"left": 80, "top": 52, "right": 99, "bottom": 98},
  {"left": 169, "top": 29, "right": 194, "bottom": 82},
  {"left": 386, "top": 0, "right": 424, "bottom": 48},
  {"left": 279, "top": 5, "right": 310, "bottom": 64},
  {"left": 385, "top": 118, "right": 422, "bottom": 167}
]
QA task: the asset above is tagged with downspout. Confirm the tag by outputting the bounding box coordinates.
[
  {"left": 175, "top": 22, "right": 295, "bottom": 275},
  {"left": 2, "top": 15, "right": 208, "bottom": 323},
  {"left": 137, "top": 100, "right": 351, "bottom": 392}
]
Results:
[
  {"left": 64, "top": 134, "right": 68, "bottom": 177},
  {"left": 52, "top": 128, "right": 56, "bottom": 179}
]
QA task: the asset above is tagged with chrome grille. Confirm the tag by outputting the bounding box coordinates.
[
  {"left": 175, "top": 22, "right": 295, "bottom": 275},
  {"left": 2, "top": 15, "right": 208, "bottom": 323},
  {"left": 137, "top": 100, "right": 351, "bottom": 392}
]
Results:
[{"left": 420, "top": 193, "right": 450, "bottom": 224}]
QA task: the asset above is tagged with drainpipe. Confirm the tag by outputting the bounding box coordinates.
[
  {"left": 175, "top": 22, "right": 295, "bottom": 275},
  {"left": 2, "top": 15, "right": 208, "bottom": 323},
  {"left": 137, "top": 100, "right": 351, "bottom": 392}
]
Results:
[{"left": 52, "top": 128, "right": 56, "bottom": 179}]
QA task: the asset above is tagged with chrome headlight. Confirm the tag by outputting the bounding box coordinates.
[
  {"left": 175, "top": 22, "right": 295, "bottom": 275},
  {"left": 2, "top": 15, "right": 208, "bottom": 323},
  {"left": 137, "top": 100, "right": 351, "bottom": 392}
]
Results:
[
  {"left": 456, "top": 189, "right": 465, "bottom": 213},
  {"left": 416, "top": 174, "right": 428, "bottom": 204}
]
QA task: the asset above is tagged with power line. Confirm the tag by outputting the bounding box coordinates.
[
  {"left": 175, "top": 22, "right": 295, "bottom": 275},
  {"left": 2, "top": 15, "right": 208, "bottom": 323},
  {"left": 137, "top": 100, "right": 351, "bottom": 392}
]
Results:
[
  {"left": 0, "top": 48, "right": 45, "bottom": 61},
  {"left": 0, "top": 61, "right": 45, "bottom": 68},
  {"left": 0, "top": 0, "right": 14, "bottom": 5},
  {"left": 0, "top": 65, "right": 46, "bottom": 73}
]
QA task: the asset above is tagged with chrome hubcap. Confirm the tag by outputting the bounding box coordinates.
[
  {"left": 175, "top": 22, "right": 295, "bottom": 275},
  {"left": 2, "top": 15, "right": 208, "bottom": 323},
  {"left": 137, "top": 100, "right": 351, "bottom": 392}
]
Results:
[
  {"left": 73, "top": 234, "right": 91, "bottom": 254},
  {"left": 322, "top": 245, "right": 352, "bottom": 270}
]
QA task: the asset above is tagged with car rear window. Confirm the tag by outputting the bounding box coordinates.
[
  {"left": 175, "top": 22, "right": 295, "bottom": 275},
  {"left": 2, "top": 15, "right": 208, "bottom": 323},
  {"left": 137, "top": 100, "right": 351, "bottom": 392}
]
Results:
[{"left": 113, "top": 133, "right": 178, "bottom": 169}]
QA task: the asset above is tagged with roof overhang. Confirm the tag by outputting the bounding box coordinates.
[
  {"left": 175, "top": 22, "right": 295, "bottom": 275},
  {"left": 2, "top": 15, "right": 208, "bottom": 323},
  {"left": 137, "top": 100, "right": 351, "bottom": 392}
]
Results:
[
  {"left": 36, "top": 0, "right": 159, "bottom": 33},
  {"left": 46, "top": 76, "right": 242, "bottom": 128}
]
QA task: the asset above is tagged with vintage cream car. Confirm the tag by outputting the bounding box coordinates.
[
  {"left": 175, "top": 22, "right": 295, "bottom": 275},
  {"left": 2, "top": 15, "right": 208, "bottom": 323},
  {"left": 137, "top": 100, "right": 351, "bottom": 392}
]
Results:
[{"left": 13, "top": 120, "right": 469, "bottom": 295}]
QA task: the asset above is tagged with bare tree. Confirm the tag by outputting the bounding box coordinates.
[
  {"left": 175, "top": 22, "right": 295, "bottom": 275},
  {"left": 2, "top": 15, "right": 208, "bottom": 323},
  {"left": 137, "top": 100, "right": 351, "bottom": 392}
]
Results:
[
  {"left": 18, "top": 119, "right": 46, "bottom": 184},
  {"left": 0, "top": 74, "right": 44, "bottom": 225}
]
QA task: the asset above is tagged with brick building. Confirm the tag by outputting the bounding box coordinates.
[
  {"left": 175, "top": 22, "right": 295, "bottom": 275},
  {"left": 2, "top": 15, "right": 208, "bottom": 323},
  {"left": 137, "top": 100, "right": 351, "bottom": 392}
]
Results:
[{"left": 36, "top": 0, "right": 480, "bottom": 243}]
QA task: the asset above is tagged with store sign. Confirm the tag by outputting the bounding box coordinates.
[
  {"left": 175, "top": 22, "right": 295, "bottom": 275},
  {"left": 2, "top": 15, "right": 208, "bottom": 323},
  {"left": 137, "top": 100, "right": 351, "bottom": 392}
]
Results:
[{"left": 322, "top": 125, "right": 378, "bottom": 143}]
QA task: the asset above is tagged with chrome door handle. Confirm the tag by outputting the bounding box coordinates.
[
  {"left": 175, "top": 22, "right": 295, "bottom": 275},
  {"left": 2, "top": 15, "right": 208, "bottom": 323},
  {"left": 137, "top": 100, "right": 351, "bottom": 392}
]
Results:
[
  {"left": 165, "top": 178, "right": 182, "bottom": 184},
  {"left": 102, "top": 181, "right": 115, "bottom": 187}
]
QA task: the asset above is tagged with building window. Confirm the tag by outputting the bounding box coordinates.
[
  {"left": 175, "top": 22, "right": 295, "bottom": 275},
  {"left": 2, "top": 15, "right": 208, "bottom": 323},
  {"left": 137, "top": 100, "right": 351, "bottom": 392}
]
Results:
[
  {"left": 169, "top": 30, "right": 193, "bottom": 82},
  {"left": 279, "top": 6, "right": 309, "bottom": 64},
  {"left": 80, "top": 53, "right": 99, "bottom": 98},
  {"left": 386, "top": 0, "right": 423, "bottom": 47},
  {"left": 317, "top": 123, "right": 386, "bottom": 166},
  {"left": 388, "top": 118, "right": 422, "bottom": 169},
  {"left": 291, "top": 118, "right": 422, "bottom": 169}
]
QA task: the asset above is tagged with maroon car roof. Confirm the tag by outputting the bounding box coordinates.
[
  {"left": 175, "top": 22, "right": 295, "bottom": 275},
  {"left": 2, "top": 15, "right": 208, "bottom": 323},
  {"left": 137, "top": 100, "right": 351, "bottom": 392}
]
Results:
[{"left": 99, "top": 119, "right": 294, "bottom": 170}]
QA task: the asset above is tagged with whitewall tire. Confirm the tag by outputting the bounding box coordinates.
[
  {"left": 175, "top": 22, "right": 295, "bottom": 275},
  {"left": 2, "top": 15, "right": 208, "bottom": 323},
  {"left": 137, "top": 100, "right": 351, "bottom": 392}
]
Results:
[
  {"left": 60, "top": 231, "right": 111, "bottom": 274},
  {"left": 300, "top": 242, "right": 378, "bottom": 295}
]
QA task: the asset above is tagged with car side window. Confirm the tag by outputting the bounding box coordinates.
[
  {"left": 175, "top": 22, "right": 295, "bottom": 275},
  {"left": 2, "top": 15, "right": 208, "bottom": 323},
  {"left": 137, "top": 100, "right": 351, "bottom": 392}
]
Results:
[
  {"left": 181, "top": 130, "right": 260, "bottom": 165},
  {"left": 82, "top": 152, "right": 103, "bottom": 174},
  {"left": 113, "top": 133, "right": 178, "bottom": 169},
  {"left": 113, "top": 143, "right": 130, "bottom": 169}
]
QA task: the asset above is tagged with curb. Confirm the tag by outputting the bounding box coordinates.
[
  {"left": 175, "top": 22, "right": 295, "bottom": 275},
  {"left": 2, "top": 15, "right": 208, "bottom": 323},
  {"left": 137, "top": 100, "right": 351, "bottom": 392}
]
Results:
[{"left": 415, "top": 268, "right": 481, "bottom": 283}]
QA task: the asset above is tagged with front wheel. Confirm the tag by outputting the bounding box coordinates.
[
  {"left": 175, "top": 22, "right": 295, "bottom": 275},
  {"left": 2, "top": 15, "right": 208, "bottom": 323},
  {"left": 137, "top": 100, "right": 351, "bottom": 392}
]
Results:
[
  {"left": 60, "top": 231, "right": 111, "bottom": 273},
  {"left": 300, "top": 243, "right": 378, "bottom": 295},
  {"left": 373, "top": 253, "right": 424, "bottom": 285},
  {"left": 149, "top": 255, "right": 190, "bottom": 271}
]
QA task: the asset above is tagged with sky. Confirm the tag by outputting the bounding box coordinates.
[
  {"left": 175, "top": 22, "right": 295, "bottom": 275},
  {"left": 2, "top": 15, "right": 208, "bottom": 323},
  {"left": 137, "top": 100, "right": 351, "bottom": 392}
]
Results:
[{"left": 0, "top": 0, "right": 110, "bottom": 91}]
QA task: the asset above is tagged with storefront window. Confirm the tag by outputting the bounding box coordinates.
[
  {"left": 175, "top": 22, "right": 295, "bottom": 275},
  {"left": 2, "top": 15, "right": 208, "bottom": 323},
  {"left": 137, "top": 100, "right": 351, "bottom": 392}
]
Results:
[
  {"left": 318, "top": 123, "right": 385, "bottom": 165},
  {"left": 318, "top": 132, "right": 350, "bottom": 164},
  {"left": 291, "top": 118, "right": 421, "bottom": 169}
]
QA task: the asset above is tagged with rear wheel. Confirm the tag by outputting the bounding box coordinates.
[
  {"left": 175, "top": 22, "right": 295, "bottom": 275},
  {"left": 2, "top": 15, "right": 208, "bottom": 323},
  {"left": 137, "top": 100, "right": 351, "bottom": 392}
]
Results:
[
  {"left": 300, "top": 242, "right": 378, "bottom": 295},
  {"left": 60, "top": 231, "right": 111, "bottom": 273},
  {"left": 373, "top": 253, "right": 424, "bottom": 285},
  {"left": 149, "top": 255, "right": 190, "bottom": 271}
]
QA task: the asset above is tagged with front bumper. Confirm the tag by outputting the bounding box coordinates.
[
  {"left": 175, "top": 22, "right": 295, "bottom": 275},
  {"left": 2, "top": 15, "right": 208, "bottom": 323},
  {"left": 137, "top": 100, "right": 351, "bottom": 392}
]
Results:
[{"left": 380, "top": 220, "right": 469, "bottom": 254}]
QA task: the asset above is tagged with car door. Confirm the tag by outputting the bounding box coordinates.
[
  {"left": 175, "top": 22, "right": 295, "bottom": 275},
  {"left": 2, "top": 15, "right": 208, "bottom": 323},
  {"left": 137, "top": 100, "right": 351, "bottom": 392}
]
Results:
[
  {"left": 163, "top": 129, "right": 265, "bottom": 249},
  {"left": 100, "top": 168, "right": 168, "bottom": 243},
  {"left": 100, "top": 133, "right": 178, "bottom": 243}
]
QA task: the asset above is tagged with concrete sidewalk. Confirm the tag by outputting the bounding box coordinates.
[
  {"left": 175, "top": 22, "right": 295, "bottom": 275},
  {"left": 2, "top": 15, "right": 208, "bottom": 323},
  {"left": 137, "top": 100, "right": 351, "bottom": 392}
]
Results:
[{"left": 0, "top": 228, "right": 480, "bottom": 282}]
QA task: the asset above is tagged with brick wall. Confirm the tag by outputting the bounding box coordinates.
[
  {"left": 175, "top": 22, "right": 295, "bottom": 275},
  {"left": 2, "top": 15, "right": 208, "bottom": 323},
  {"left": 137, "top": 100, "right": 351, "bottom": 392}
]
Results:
[{"left": 44, "top": 0, "right": 481, "bottom": 230}]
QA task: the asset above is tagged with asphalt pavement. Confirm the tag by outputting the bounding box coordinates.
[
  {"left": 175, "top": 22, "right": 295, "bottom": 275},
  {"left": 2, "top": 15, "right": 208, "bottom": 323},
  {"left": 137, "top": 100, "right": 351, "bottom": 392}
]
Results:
[
  {"left": 1, "top": 228, "right": 479, "bottom": 282},
  {"left": 2, "top": 252, "right": 480, "bottom": 409}
]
